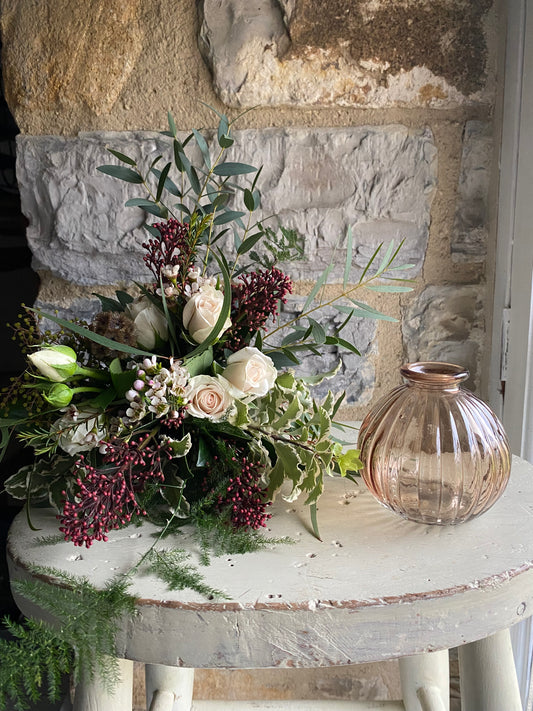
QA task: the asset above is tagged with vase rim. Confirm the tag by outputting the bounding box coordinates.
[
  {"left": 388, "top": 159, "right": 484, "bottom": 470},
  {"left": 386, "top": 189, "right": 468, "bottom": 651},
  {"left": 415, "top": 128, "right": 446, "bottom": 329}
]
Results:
[{"left": 400, "top": 361, "right": 470, "bottom": 384}]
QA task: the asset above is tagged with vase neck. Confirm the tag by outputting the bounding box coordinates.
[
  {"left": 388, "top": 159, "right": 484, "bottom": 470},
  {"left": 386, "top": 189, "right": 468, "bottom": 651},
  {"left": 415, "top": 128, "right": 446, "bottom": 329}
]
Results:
[{"left": 400, "top": 362, "right": 469, "bottom": 391}]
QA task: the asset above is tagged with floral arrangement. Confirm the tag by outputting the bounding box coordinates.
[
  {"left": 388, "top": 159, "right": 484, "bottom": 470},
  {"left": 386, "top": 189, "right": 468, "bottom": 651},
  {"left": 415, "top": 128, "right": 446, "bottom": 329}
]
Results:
[{"left": 1, "top": 110, "right": 411, "bottom": 550}]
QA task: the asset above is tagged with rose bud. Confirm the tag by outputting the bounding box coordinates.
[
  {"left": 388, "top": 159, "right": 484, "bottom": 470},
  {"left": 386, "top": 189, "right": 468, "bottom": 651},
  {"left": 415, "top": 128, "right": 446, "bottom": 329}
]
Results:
[
  {"left": 43, "top": 383, "right": 74, "bottom": 408},
  {"left": 28, "top": 345, "right": 78, "bottom": 382}
]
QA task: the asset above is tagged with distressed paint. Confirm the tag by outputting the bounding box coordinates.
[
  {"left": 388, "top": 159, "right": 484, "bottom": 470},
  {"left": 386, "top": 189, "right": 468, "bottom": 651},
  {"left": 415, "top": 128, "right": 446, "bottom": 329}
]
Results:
[{"left": 8, "top": 456, "right": 533, "bottom": 671}]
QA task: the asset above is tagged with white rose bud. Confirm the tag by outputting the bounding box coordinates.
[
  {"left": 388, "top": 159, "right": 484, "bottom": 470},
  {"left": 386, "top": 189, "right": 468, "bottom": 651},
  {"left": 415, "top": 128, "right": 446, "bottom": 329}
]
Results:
[
  {"left": 186, "top": 375, "right": 236, "bottom": 421},
  {"left": 222, "top": 347, "right": 277, "bottom": 399},
  {"left": 28, "top": 345, "right": 78, "bottom": 382},
  {"left": 126, "top": 296, "right": 168, "bottom": 351},
  {"left": 182, "top": 285, "right": 231, "bottom": 344}
]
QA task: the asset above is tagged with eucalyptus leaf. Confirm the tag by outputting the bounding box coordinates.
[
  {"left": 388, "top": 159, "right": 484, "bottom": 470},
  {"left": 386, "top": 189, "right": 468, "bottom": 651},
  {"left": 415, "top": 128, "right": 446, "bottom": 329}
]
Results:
[
  {"left": 212, "top": 162, "right": 256, "bottom": 176},
  {"left": 106, "top": 149, "right": 136, "bottom": 166},
  {"left": 96, "top": 165, "right": 144, "bottom": 184}
]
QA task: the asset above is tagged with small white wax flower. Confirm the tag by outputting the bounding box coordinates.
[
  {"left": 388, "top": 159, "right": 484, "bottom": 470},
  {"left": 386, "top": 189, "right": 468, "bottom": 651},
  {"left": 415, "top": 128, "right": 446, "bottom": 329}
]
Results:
[
  {"left": 133, "top": 380, "right": 145, "bottom": 391},
  {"left": 162, "top": 264, "right": 180, "bottom": 279},
  {"left": 182, "top": 285, "right": 231, "bottom": 344},
  {"left": 222, "top": 347, "right": 277, "bottom": 399}
]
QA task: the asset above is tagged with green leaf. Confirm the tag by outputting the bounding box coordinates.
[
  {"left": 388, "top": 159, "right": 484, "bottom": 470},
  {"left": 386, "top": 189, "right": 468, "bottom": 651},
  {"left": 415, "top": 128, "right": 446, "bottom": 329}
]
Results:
[
  {"left": 303, "top": 264, "right": 333, "bottom": 312},
  {"left": 375, "top": 240, "right": 396, "bottom": 275},
  {"left": 243, "top": 188, "right": 255, "bottom": 211},
  {"left": 156, "top": 162, "right": 172, "bottom": 202},
  {"left": 344, "top": 225, "right": 353, "bottom": 290},
  {"left": 29, "top": 308, "right": 155, "bottom": 357},
  {"left": 192, "top": 129, "right": 211, "bottom": 169},
  {"left": 307, "top": 317, "right": 326, "bottom": 345},
  {"left": 109, "top": 359, "right": 136, "bottom": 398},
  {"left": 310, "top": 502, "right": 321, "bottom": 540},
  {"left": 366, "top": 284, "right": 413, "bottom": 293},
  {"left": 106, "top": 149, "right": 137, "bottom": 166},
  {"left": 116, "top": 290, "right": 134, "bottom": 308},
  {"left": 87, "top": 386, "right": 117, "bottom": 411},
  {"left": 166, "top": 433, "right": 192, "bottom": 458},
  {"left": 185, "top": 347, "right": 214, "bottom": 377},
  {"left": 237, "top": 231, "right": 263, "bottom": 255},
  {"left": 92, "top": 293, "right": 123, "bottom": 312},
  {"left": 96, "top": 165, "right": 144, "bottom": 183},
  {"left": 212, "top": 162, "right": 256, "bottom": 176},
  {"left": 125, "top": 198, "right": 167, "bottom": 218},
  {"left": 151, "top": 167, "right": 181, "bottom": 197},
  {"left": 334, "top": 337, "right": 361, "bottom": 355},
  {"left": 168, "top": 111, "right": 177, "bottom": 137},
  {"left": 213, "top": 210, "right": 246, "bottom": 225},
  {"left": 359, "top": 242, "right": 382, "bottom": 282},
  {"left": 337, "top": 448, "right": 363, "bottom": 477}
]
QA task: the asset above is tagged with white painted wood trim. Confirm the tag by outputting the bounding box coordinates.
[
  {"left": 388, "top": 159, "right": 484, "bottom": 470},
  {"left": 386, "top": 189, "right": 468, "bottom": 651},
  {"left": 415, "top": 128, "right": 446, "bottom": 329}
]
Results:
[
  {"left": 458, "top": 629, "right": 523, "bottom": 711},
  {"left": 72, "top": 657, "right": 133, "bottom": 711},
  {"left": 189, "top": 702, "right": 405, "bottom": 710},
  {"left": 490, "top": 0, "right": 533, "bottom": 707},
  {"left": 399, "top": 652, "right": 449, "bottom": 711},
  {"left": 145, "top": 665, "right": 194, "bottom": 711}
]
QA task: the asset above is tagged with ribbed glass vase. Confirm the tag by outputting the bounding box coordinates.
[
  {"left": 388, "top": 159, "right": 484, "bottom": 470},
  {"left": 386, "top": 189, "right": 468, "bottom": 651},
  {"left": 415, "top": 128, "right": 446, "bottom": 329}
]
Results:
[{"left": 357, "top": 362, "right": 511, "bottom": 524}]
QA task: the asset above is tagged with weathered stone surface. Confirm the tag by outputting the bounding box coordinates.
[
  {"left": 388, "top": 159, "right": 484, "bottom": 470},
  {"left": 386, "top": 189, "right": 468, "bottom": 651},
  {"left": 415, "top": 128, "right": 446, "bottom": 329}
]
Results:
[
  {"left": 198, "top": 0, "right": 494, "bottom": 108},
  {"left": 402, "top": 284, "right": 486, "bottom": 388},
  {"left": 452, "top": 121, "right": 492, "bottom": 263},
  {"left": 16, "top": 126, "right": 436, "bottom": 287},
  {"left": 0, "top": 0, "right": 144, "bottom": 117},
  {"left": 275, "top": 297, "right": 378, "bottom": 405}
]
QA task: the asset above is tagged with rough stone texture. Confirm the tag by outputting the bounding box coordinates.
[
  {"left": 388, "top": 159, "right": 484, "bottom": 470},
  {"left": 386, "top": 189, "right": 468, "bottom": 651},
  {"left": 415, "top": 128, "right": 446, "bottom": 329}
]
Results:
[
  {"left": 16, "top": 126, "right": 437, "bottom": 287},
  {"left": 277, "top": 297, "right": 378, "bottom": 404},
  {"left": 198, "top": 0, "right": 494, "bottom": 108},
  {"left": 0, "top": 0, "right": 144, "bottom": 118},
  {"left": 402, "top": 284, "right": 486, "bottom": 388},
  {"left": 452, "top": 120, "right": 492, "bottom": 263}
]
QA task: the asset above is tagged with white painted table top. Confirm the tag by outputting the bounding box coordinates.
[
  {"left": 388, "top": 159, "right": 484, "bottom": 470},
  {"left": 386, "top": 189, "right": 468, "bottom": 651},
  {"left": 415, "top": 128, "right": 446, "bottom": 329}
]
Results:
[{"left": 8, "top": 455, "right": 533, "bottom": 668}]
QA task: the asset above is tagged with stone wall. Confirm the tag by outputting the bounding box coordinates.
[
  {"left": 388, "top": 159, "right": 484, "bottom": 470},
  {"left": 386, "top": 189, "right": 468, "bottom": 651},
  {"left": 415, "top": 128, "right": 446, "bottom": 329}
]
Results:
[{"left": 0, "top": 0, "right": 501, "bottom": 705}]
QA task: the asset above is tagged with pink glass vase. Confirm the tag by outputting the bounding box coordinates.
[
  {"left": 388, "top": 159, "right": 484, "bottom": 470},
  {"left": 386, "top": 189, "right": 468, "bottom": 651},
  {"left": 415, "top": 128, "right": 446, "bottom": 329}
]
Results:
[{"left": 357, "top": 362, "right": 511, "bottom": 524}]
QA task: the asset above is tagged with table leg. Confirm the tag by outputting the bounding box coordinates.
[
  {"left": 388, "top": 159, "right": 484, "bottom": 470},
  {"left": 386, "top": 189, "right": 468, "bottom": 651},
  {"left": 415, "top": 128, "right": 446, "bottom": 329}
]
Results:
[
  {"left": 72, "top": 657, "right": 133, "bottom": 711},
  {"left": 458, "top": 628, "right": 523, "bottom": 711},
  {"left": 399, "top": 650, "right": 449, "bottom": 711},
  {"left": 145, "top": 664, "right": 195, "bottom": 711}
]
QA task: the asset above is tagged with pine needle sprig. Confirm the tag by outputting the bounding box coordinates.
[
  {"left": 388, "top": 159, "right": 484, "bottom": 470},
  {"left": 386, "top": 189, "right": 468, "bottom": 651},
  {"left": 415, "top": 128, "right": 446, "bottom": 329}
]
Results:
[
  {"left": 10, "top": 568, "right": 136, "bottom": 695},
  {"left": 0, "top": 615, "right": 72, "bottom": 710},
  {"left": 144, "top": 548, "right": 225, "bottom": 598}
]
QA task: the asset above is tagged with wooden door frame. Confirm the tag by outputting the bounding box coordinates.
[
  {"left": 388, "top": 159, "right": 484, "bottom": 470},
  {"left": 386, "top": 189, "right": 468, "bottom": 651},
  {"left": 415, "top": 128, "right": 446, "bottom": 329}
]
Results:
[{"left": 490, "top": 0, "right": 533, "bottom": 706}]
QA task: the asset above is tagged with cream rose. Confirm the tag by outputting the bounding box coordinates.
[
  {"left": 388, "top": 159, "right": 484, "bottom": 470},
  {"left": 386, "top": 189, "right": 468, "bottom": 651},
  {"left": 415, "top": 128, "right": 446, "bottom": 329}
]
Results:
[
  {"left": 126, "top": 296, "right": 168, "bottom": 350},
  {"left": 186, "top": 375, "right": 236, "bottom": 421},
  {"left": 182, "top": 286, "right": 231, "bottom": 344},
  {"left": 222, "top": 347, "right": 277, "bottom": 399},
  {"left": 54, "top": 408, "right": 106, "bottom": 455}
]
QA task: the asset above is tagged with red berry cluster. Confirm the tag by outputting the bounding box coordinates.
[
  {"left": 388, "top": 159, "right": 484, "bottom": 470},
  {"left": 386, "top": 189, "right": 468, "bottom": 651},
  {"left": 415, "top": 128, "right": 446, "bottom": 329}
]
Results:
[
  {"left": 142, "top": 219, "right": 191, "bottom": 284},
  {"left": 59, "top": 436, "right": 170, "bottom": 547},
  {"left": 226, "top": 267, "right": 292, "bottom": 350},
  {"left": 217, "top": 456, "right": 271, "bottom": 529}
]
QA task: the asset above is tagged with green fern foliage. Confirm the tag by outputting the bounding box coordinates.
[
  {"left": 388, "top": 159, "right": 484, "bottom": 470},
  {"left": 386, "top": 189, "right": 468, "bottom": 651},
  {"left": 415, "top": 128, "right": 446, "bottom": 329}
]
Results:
[
  {"left": 0, "top": 569, "right": 136, "bottom": 710},
  {"left": 144, "top": 549, "right": 225, "bottom": 598}
]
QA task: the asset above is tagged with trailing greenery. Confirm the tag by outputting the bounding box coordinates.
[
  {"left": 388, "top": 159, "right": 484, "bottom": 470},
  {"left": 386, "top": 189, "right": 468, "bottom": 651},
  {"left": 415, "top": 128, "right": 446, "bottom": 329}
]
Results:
[{"left": 0, "top": 570, "right": 135, "bottom": 710}]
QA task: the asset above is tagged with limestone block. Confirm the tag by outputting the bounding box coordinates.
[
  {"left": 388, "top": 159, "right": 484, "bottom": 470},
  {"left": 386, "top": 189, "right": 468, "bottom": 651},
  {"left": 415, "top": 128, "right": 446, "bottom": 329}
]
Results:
[
  {"left": 198, "top": 0, "right": 495, "bottom": 108},
  {"left": 16, "top": 126, "right": 436, "bottom": 287},
  {"left": 402, "top": 284, "right": 486, "bottom": 388},
  {"left": 275, "top": 297, "right": 378, "bottom": 404},
  {"left": 452, "top": 121, "right": 493, "bottom": 263},
  {"left": 0, "top": 0, "right": 144, "bottom": 117}
]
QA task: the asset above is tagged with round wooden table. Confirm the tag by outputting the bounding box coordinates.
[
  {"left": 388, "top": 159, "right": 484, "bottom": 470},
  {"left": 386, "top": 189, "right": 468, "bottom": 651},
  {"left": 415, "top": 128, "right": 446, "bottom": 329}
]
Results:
[{"left": 8, "top": 455, "right": 533, "bottom": 711}]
